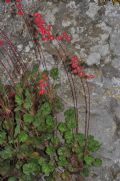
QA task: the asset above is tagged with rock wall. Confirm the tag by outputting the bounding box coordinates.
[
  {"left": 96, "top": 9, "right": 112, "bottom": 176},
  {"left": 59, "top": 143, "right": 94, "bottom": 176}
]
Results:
[{"left": 0, "top": 0, "right": 120, "bottom": 180}]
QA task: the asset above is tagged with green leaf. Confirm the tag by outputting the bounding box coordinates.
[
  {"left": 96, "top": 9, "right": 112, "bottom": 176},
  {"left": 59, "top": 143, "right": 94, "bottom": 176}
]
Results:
[
  {"left": 81, "top": 167, "right": 89, "bottom": 177},
  {"left": 0, "top": 146, "right": 13, "bottom": 159},
  {"left": 32, "top": 64, "right": 39, "bottom": 75},
  {"left": 18, "top": 132, "right": 29, "bottom": 143},
  {"left": 14, "top": 124, "right": 20, "bottom": 137},
  {"left": 33, "top": 116, "right": 41, "bottom": 128},
  {"left": 46, "top": 115, "right": 54, "bottom": 128},
  {"left": 64, "top": 108, "right": 76, "bottom": 129},
  {"left": 50, "top": 67, "right": 59, "bottom": 80},
  {"left": 39, "top": 133, "right": 53, "bottom": 143},
  {"left": 14, "top": 106, "right": 21, "bottom": 112},
  {"left": 40, "top": 102, "right": 52, "bottom": 117},
  {"left": 66, "top": 119, "right": 76, "bottom": 130},
  {"left": 24, "top": 98, "right": 31, "bottom": 110},
  {"left": 57, "top": 147, "right": 70, "bottom": 157},
  {"left": 50, "top": 137, "right": 59, "bottom": 145},
  {"left": 87, "top": 136, "right": 101, "bottom": 152},
  {"left": 23, "top": 113, "right": 34, "bottom": 124},
  {"left": 16, "top": 161, "right": 23, "bottom": 169},
  {"left": 15, "top": 83, "right": 23, "bottom": 93},
  {"left": 8, "top": 177, "right": 16, "bottom": 181},
  {"left": 64, "top": 108, "right": 76, "bottom": 121},
  {"left": 15, "top": 95, "right": 22, "bottom": 106},
  {"left": 0, "top": 131, "right": 6, "bottom": 144},
  {"left": 72, "top": 143, "right": 83, "bottom": 154},
  {"left": 45, "top": 176, "right": 54, "bottom": 181},
  {"left": 93, "top": 158, "right": 102, "bottom": 167},
  {"left": 53, "top": 97, "right": 64, "bottom": 112},
  {"left": 24, "top": 90, "right": 32, "bottom": 110},
  {"left": 58, "top": 156, "right": 68, "bottom": 167},
  {"left": 58, "top": 123, "right": 67, "bottom": 133},
  {"left": 42, "top": 162, "right": 54, "bottom": 175},
  {"left": 0, "top": 162, "right": 11, "bottom": 176},
  {"left": 64, "top": 131, "right": 73, "bottom": 144},
  {"left": 84, "top": 155, "right": 95, "bottom": 166},
  {"left": 38, "top": 157, "right": 46, "bottom": 165},
  {"left": 75, "top": 133, "right": 85, "bottom": 145},
  {"left": 19, "top": 144, "right": 31, "bottom": 156},
  {"left": 46, "top": 146, "right": 55, "bottom": 155},
  {"left": 23, "top": 162, "right": 39, "bottom": 176},
  {"left": 15, "top": 112, "right": 21, "bottom": 121}
]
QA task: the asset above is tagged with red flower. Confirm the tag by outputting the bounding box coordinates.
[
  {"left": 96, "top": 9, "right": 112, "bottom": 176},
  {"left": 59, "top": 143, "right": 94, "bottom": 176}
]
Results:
[
  {"left": 71, "top": 63, "right": 78, "bottom": 69},
  {"left": 42, "top": 37, "right": 49, "bottom": 41},
  {"left": 15, "top": 1, "right": 24, "bottom": 16},
  {"left": 85, "top": 74, "right": 95, "bottom": 79},
  {"left": 38, "top": 83, "right": 48, "bottom": 88},
  {"left": 72, "top": 69, "right": 78, "bottom": 74},
  {"left": 79, "top": 72, "right": 85, "bottom": 77},
  {"left": 17, "top": 11, "right": 24, "bottom": 15},
  {"left": 56, "top": 35, "right": 63, "bottom": 41},
  {"left": 39, "top": 79, "right": 45, "bottom": 83},
  {"left": 71, "top": 56, "right": 78, "bottom": 62},
  {"left": 16, "top": 3, "right": 22, "bottom": 9},
  {"left": 33, "top": 13, "right": 42, "bottom": 18},
  {"left": 47, "top": 24, "right": 53, "bottom": 31},
  {"left": 0, "top": 39, "right": 4, "bottom": 46},
  {"left": 39, "top": 89, "right": 46, "bottom": 95},
  {"left": 49, "top": 35, "right": 55, "bottom": 40},
  {"left": 70, "top": 55, "right": 95, "bottom": 79},
  {"left": 61, "top": 32, "right": 71, "bottom": 42},
  {"left": 38, "top": 73, "right": 48, "bottom": 96},
  {"left": 5, "top": 0, "right": 11, "bottom": 3}
]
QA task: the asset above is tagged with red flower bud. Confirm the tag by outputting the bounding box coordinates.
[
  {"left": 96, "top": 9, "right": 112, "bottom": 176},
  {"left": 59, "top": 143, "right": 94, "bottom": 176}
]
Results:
[
  {"left": 71, "top": 63, "right": 78, "bottom": 69},
  {"left": 17, "top": 11, "right": 24, "bottom": 15},
  {"left": 72, "top": 69, "right": 78, "bottom": 74},
  {"left": 39, "top": 89, "right": 46, "bottom": 95},
  {"left": 39, "top": 79, "right": 45, "bottom": 83},
  {"left": 79, "top": 72, "right": 85, "bottom": 77},
  {"left": 85, "top": 74, "right": 95, "bottom": 79}
]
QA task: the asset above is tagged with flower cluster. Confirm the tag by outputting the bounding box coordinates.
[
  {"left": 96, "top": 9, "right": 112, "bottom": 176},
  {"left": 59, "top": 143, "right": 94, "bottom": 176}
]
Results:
[
  {"left": 38, "top": 73, "right": 48, "bottom": 95},
  {"left": 70, "top": 56, "right": 95, "bottom": 79},
  {"left": 15, "top": 0, "right": 24, "bottom": 16},
  {"left": 33, "top": 12, "right": 71, "bottom": 42},
  {"left": 5, "top": 0, "right": 24, "bottom": 15}
]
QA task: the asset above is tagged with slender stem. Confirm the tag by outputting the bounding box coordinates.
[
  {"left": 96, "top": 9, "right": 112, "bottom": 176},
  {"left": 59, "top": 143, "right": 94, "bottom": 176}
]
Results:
[
  {"left": 80, "top": 78, "right": 88, "bottom": 138},
  {"left": 0, "top": 30, "right": 26, "bottom": 72},
  {"left": 54, "top": 41, "right": 78, "bottom": 132},
  {"left": 85, "top": 80, "right": 90, "bottom": 138},
  {"left": 0, "top": 59, "right": 15, "bottom": 87},
  {"left": 2, "top": 47, "right": 20, "bottom": 75},
  {"left": 52, "top": 46, "right": 77, "bottom": 132}
]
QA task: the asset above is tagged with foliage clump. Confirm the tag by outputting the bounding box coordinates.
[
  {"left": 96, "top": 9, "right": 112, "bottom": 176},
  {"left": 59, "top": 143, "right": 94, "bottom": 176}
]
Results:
[{"left": 0, "top": 66, "right": 102, "bottom": 181}]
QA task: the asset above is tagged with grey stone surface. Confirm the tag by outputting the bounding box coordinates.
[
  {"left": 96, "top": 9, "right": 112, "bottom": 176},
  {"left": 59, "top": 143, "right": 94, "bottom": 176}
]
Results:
[{"left": 0, "top": 0, "right": 120, "bottom": 180}]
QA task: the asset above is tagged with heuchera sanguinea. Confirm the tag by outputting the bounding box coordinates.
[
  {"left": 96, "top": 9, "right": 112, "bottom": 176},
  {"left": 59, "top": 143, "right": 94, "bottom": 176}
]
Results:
[
  {"left": 15, "top": 0, "right": 24, "bottom": 16},
  {"left": 33, "top": 12, "right": 71, "bottom": 42},
  {"left": 70, "top": 56, "right": 95, "bottom": 79},
  {"left": 38, "top": 73, "right": 48, "bottom": 96}
]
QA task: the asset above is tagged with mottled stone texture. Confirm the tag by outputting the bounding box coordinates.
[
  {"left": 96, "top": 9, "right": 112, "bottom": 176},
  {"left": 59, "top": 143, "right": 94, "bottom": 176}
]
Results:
[{"left": 0, "top": 0, "right": 120, "bottom": 180}]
